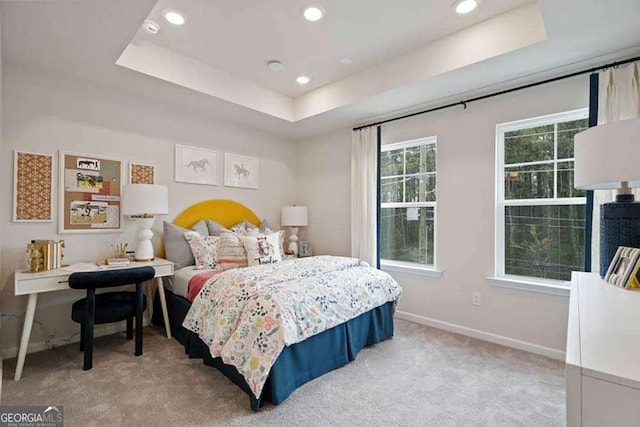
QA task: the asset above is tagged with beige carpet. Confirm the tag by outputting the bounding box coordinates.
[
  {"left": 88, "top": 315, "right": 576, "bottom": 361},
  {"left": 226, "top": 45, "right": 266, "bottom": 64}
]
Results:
[{"left": 2, "top": 319, "right": 565, "bottom": 426}]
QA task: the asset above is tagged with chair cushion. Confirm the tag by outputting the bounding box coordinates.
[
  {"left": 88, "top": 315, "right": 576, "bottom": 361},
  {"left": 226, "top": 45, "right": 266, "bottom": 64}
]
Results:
[{"left": 71, "top": 292, "right": 147, "bottom": 324}]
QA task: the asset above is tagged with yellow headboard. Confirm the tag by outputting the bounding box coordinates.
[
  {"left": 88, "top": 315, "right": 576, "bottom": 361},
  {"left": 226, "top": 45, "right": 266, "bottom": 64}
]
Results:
[{"left": 172, "top": 199, "right": 260, "bottom": 229}]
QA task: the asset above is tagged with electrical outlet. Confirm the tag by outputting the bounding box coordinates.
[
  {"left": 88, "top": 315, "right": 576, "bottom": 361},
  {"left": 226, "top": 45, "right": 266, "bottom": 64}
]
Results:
[{"left": 472, "top": 292, "right": 481, "bottom": 306}]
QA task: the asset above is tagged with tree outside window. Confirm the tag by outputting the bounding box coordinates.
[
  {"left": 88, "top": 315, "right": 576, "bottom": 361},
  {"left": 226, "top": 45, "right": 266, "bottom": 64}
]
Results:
[{"left": 497, "top": 110, "right": 588, "bottom": 282}]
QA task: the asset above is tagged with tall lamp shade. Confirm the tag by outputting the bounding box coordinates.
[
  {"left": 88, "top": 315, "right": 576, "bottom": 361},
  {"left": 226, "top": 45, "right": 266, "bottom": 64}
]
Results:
[
  {"left": 281, "top": 206, "right": 308, "bottom": 255},
  {"left": 574, "top": 117, "right": 640, "bottom": 274},
  {"left": 122, "top": 184, "right": 169, "bottom": 261}
]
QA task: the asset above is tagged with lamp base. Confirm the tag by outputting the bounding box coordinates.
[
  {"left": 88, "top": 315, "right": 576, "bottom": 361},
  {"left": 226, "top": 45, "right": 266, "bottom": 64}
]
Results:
[
  {"left": 134, "top": 217, "right": 156, "bottom": 262},
  {"left": 600, "top": 195, "right": 640, "bottom": 275}
]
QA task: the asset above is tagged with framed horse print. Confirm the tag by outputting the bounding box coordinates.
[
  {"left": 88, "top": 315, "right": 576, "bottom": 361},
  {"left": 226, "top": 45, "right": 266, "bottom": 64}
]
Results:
[
  {"left": 224, "top": 152, "right": 259, "bottom": 189},
  {"left": 174, "top": 144, "right": 218, "bottom": 186}
]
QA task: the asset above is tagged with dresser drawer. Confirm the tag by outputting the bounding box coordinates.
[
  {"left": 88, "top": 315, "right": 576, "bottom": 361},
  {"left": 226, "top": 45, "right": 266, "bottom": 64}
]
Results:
[{"left": 15, "top": 274, "right": 71, "bottom": 295}]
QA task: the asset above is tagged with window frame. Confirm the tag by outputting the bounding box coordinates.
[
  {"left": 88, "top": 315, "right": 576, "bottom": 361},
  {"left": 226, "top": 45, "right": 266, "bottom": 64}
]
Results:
[
  {"left": 380, "top": 136, "right": 439, "bottom": 273},
  {"left": 494, "top": 108, "right": 588, "bottom": 286}
]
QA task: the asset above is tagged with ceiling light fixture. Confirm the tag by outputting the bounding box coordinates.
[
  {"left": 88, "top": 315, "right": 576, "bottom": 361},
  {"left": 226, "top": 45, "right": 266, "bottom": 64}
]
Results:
[
  {"left": 267, "top": 61, "right": 285, "bottom": 71},
  {"left": 303, "top": 4, "right": 325, "bottom": 22},
  {"left": 162, "top": 8, "right": 187, "bottom": 25},
  {"left": 296, "top": 75, "right": 311, "bottom": 85},
  {"left": 142, "top": 20, "right": 160, "bottom": 35},
  {"left": 340, "top": 58, "right": 353, "bottom": 65},
  {"left": 452, "top": 0, "right": 479, "bottom": 15}
]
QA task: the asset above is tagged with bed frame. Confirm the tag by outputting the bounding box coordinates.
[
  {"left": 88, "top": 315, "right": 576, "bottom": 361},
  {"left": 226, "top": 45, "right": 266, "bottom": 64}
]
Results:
[{"left": 154, "top": 199, "right": 396, "bottom": 410}]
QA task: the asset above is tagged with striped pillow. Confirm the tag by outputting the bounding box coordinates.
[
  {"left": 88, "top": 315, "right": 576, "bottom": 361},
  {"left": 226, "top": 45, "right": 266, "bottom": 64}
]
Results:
[{"left": 217, "top": 230, "right": 248, "bottom": 270}]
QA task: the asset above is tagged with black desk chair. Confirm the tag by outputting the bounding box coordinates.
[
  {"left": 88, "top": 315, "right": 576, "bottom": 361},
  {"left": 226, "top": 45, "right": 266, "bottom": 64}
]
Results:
[{"left": 69, "top": 267, "right": 155, "bottom": 370}]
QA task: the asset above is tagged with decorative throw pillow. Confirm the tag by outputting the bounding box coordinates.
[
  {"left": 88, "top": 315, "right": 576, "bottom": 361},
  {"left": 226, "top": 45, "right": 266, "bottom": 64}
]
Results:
[
  {"left": 206, "top": 219, "right": 226, "bottom": 236},
  {"left": 184, "top": 232, "right": 220, "bottom": 270},
  {"left": 163, "top": 221, "right": 208, "bottom": 270},
  {"left": 241, "top": 233, "right": 283, "bottom": 267},
  {"left": 264, "top": 228, "right": 285, "bottom": 257},
  {"left": 217, "top": 230, "right": 249, "bottom": 270},
  {"left": 232, "top": 220, "right": 258, "bottom": 231},
  {"left": 191, "top": 219, "right": 209, "bottom": 236}
]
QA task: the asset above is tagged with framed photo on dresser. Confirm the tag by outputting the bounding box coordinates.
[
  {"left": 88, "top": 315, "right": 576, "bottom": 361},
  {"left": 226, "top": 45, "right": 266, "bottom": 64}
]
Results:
[{"left": 604, "top": 246, "right": 640, "bottom": 289}]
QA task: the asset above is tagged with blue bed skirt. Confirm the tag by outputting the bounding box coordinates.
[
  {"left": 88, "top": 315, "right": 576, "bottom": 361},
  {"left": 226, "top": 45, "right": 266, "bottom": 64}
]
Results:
[{"left": 153, "top": 289, "right": 396, "bottom": 410}]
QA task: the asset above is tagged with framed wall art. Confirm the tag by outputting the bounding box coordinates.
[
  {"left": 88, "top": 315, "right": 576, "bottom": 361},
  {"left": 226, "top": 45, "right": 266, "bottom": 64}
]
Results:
[
  {"left": 58, "top": 151, "right": 123, "bottom": 234},
  {"left": 13, "top": 150, "right": 54, "bottom": 222},
  {"left": 604, "top": 246, "right": 640, "bottom": 289},
  {"left": 175, "top": 144, "right": 218, "bottom": 185},
  {"left": 129, "top": 162, "right": 155, "bottom": 184},
  {"left": 224, "top": 152, "right": 259, "bottom": 189}
]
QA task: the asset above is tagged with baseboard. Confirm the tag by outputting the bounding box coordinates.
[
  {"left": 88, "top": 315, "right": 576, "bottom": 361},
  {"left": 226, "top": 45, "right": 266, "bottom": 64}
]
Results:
[
  {"left": 0, "top": 319, "right": 149, "bottom": 360},
  {"left": 394, "top": 310, "right": 565, "bottom": 361}
]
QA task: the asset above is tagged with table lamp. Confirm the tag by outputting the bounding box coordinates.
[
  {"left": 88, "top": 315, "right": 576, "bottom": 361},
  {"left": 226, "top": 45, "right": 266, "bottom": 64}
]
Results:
[
  {"left": 121, "top": 184, "right": 169, "bottom": 261},
  {"left": 574, "top": 117, "right": 640, "bottom": 274},
  {"left": 281, "top": 206, "right": 308, "bottom": 255}
]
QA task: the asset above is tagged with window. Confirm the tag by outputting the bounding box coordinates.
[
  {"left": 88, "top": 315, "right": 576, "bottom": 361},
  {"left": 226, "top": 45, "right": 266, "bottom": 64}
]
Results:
[
  {"left": 496, "top": 109, "right": 588, "bottom": 282},
  {"left": 380, "top": 137, "right": 436, "bottom": 268}
]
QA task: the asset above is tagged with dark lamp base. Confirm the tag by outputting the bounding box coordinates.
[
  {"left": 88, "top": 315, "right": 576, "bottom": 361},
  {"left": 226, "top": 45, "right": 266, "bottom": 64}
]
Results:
[{"left": 600, "top": 195, "right": 640, "bottom": 275}]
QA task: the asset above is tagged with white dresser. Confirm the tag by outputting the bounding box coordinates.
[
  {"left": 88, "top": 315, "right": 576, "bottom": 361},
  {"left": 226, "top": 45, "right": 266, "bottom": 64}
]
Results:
[{"left": 566, "top": 272, "right": 640, "bottom": 426}]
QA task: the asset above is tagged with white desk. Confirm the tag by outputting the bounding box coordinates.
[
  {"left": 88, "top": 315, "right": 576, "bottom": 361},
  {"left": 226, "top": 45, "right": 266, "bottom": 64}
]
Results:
[
  {"left": 566, "top": 272, "right": 640, "bottom": 426},
  {"left": 13, "top": 258, "right": 174, "bottom": 381}
]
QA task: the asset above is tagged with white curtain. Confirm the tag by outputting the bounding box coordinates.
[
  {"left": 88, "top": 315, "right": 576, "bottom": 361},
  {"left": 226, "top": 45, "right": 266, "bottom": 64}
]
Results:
[
  {"left": 591, "top": 61, "right": 640, "bottom": 272},
  {"left": 351, "top": 126, "right": 378, "bottom": 266}
]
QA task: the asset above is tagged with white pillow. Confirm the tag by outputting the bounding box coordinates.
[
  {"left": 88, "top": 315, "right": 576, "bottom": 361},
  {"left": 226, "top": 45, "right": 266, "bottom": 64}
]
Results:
[
  {"left": 184, "top": 231, "right": 220, "bottom": 270},
  {"left": 240, "top": 233, "right": 283, "bottom": 267}
]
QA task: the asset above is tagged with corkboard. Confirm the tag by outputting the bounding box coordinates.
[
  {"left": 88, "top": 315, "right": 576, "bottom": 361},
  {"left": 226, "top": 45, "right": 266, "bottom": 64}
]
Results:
[
  {"left": 58, "top": 151, "right": 123, "bottom": 234},
  {"left": 13, "top": 151, "right": 54, "bottom": 222}
]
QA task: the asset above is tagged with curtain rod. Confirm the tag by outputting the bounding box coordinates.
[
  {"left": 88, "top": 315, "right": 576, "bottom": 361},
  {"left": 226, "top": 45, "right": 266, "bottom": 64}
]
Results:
[{"left": 353, "top": 54, "right": 640, "bottom": 131}]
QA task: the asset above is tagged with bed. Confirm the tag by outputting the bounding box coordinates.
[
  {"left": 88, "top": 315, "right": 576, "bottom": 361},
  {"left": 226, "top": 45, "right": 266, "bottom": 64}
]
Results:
[{"left": 153, "top": 200, "right": 401, "bottom": 411}]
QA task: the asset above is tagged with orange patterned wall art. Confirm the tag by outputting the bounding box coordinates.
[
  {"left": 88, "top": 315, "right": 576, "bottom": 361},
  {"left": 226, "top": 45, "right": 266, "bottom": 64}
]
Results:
[
  {"left": 13, "top": 151, "right": 54, "bottom": 222},
  {"left": 129, "top": 162, "right": 155, "bottom": 184}
]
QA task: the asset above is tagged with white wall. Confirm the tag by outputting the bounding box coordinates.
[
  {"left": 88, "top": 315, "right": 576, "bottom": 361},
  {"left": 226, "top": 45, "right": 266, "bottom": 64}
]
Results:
[
  {"left": 298, "top": 75, "right": 589, "bottom": 354},
  {"left": 0, "top": 63, "right": 298, "bottom": 357},
  {"left": 296, "top": 128, "right": 352, "bottom": 257}
]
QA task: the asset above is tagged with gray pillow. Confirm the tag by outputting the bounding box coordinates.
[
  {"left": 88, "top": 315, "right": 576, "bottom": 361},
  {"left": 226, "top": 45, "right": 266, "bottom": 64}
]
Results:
[
  {"left": 259, "top": 219, "right": 272, "bottom": 232},
  {"left": 191, "top": 219, "right": 208, "bottom": 236},
  {"left": 163, "top": 220, "right": 208, "bottom": 270},
  {"left": 206, "top": 219, "right": 226, "bottom": 236},
  {"left": 232, "top": 220, "right": 258, "bottom": 230}
]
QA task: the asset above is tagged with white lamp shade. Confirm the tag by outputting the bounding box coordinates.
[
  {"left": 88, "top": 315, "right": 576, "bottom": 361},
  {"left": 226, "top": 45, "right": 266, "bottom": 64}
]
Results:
[
  {"left": 281, "top": 206, "right": 308, "bottom": 226},
  {"left": 121, "top": 184, "right": 169, "bottom": 216},
  {"left": 574, "top": 117, "right": 640, "bottom": 190}
]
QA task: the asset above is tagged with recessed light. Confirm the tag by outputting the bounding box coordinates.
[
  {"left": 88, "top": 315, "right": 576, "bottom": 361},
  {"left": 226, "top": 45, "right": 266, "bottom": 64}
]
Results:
[
  {"left": 452, "top": 0, "right": 479, "bottom": 14},
  {"left": 162, "top": 8, "right": 186, "bottom": 25},
  {"left": 142, "top": 20, "right": 160, "bottom": 35},
  {"left": 303, "top": 4, "right": 325, "bottom": 22},
  {"left": 296, "top": 75, "right": 310, "bottom": 85},
  {"left": 267, "top": 61, "right": 285, "bottom": 71},
  {"left": 340, "top": 58, "right": 353, "bottom": 65}
]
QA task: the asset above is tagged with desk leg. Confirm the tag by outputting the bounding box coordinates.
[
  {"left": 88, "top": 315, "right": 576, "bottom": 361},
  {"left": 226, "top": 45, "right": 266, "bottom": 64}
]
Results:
[
  {"left": 156, "top": 277, "right": 172, "bottom": 339},
  {"left": 14, "top": 293, "right": 38, "bottom": 381},
  {"left": 145, "top": 280, "right": 154, "bottom": 326}
]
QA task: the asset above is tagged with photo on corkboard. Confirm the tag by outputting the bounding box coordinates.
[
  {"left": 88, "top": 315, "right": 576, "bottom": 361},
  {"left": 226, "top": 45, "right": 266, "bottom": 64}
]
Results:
[{"left": 13, "top": 150, "right": 54, "bottom": 222}]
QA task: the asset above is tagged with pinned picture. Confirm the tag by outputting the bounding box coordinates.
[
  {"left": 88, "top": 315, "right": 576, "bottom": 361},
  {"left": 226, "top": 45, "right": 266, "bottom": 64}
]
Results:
[
  {"left": 77, "top": 158, "right": 100, "bottom": 171},
  {"left": 65, "top": 169, "right": 103, "bottom": 193},
  {"left": 70, "top": 201, "right": 108, "bottom": 225},
  {"left": 174, "top": 144, "right": 218, "bottom": 186},
  {"left": 224, "top": 152, "right": 259, "bottom": 189}
]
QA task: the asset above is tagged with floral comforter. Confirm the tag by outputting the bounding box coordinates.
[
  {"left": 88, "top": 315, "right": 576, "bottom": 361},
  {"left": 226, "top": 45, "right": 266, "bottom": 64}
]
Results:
[{"left": 182, "top": 255, "right": 402, "bottom": 398}]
